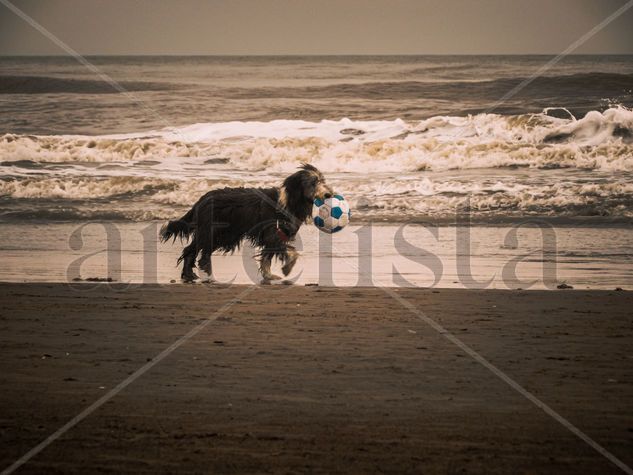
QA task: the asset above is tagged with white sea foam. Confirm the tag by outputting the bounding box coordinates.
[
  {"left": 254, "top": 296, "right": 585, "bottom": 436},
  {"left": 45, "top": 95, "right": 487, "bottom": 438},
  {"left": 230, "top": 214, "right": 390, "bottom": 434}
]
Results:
[
  {"left": 2, "top": 173, "right": 631, "bottom": 223},
  {"left": 1, "top": 108, "right": 632, "bottom": 172}
]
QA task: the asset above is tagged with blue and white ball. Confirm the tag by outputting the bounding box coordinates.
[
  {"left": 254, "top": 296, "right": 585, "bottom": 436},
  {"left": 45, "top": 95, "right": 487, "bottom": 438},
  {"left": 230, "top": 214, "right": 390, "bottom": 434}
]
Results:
[{"left": 313, "top": 194, "right": 351, "bottom": 234}]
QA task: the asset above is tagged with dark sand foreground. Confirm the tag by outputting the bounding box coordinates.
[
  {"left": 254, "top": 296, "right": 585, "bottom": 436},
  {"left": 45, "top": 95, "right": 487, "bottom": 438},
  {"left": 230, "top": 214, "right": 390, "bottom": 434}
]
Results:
[{"left": 0, "top": 283, "right": 631, "bottom": 474}]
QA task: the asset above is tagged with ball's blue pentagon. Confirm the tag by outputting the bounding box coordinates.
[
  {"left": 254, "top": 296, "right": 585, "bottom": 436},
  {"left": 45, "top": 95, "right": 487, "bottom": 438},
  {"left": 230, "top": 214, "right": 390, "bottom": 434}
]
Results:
[
  {"left": 334, "top": 194, "right": 344, "bottom": 201},
  {"left": 331, "top": 225, "right": 343, "bottom": 233},
  {"left": 331, "top": 206, "right": 343, "bottom": 219},
  {"left": 314, "top": 216, "right": 325, "bottom": 227},
  {"left": 314, "top": 197, "right": 324, "bottom": 207}
]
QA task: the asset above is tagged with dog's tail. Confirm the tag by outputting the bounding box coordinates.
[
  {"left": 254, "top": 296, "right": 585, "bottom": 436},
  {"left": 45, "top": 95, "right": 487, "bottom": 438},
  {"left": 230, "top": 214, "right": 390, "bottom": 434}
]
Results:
[{"left": 160, "top": 208, "right": 195, "bottom": 243}]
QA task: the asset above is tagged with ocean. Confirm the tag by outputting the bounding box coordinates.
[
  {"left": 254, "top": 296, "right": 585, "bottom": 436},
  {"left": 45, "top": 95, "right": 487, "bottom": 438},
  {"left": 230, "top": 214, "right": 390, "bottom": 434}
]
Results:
[
  {"left": 1, "top": 55, "right": 632, "bottom": 224},
  {"left": 0, "top": 55, "right": 632, "bottom": 287}
]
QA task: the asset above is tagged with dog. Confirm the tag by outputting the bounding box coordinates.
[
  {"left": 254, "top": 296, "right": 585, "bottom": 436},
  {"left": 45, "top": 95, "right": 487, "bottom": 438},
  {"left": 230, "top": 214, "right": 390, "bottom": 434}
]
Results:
[{"left": 160, "top": 164, "right": 333, "bottom": 283}]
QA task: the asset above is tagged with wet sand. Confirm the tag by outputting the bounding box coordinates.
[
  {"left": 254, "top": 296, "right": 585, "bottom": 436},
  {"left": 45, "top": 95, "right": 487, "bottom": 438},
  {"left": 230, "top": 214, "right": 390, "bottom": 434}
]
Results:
[
  {"left": 2, "top": 222, "right": 633, "bottom": 290},
  {"left": 0, "top": 283, "right": 631, "bottom": 474}
]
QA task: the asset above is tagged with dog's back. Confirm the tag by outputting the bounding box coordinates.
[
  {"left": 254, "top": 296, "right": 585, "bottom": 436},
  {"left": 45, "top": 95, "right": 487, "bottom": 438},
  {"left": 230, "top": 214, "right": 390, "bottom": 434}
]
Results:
[
  {"left": 196, "top": 187, "right": 279, "bottom": 248},
  {"left": 160, "top": 186, "right": 279, "bottom": 248}
]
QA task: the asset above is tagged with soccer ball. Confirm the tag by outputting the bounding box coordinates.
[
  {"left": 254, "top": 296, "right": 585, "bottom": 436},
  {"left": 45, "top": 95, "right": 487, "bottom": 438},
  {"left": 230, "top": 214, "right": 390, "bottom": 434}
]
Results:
[{"left": 313, "top": 194, "right": 351, "bottom": 234}]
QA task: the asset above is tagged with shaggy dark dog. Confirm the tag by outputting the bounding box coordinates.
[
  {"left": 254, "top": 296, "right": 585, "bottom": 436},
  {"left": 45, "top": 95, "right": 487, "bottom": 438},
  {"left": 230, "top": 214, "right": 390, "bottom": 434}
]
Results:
[{"left": 160, "top": 164, "right": 333, "bottom": 282}]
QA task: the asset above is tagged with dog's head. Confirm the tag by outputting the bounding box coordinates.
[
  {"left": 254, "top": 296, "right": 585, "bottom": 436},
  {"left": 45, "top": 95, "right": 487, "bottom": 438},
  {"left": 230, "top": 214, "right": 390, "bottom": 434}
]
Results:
[{"left": 279, "top": 163, "right": 333, "bottom": 210}]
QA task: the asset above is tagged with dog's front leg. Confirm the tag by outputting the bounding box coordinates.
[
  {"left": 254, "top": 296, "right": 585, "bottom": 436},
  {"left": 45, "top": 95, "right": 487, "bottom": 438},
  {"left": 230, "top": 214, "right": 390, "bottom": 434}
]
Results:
[
  {"left": 281, "top": 245, "right": 299, "bottom": 277},
  {"left": 259, "top": 251, "right": 282, "bottom": 283}
]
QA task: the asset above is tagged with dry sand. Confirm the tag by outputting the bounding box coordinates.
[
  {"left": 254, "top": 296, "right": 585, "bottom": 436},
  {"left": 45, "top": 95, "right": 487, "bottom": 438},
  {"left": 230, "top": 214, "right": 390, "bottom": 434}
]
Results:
[{"left": 0, "top": 283, "right": 631, "bottom": 474}]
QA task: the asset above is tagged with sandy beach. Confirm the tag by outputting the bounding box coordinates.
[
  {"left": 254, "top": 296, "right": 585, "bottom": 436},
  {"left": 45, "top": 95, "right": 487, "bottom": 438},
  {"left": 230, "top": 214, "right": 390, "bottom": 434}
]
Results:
[{"left": 0, "top": 283, "right": 631, "bottom": 474}]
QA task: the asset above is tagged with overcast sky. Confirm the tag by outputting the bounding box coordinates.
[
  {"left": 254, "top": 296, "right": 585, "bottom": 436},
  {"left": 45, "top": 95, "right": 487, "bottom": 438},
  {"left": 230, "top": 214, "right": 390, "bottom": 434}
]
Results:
[{"left": 0, "top": 0, "right": 632, "bottom": 55}]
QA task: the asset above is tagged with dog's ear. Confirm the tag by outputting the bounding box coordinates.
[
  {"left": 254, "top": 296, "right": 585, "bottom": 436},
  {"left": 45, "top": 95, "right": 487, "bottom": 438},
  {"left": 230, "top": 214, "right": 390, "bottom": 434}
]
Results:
[
  {"left": 282, "top": 166, "right": 319, "bottom": 204},
  {"left": 300, "top": 163, "right": 319, "bottom": 173}
]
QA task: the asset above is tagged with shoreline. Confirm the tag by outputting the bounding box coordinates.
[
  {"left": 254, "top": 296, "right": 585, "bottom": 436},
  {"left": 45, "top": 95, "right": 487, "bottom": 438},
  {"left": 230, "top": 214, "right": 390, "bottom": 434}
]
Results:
[
  {"left": 1, "top": 221, "right": 632, "bottom": 290},
  {"left": 0, "top": 283, "right": 631, "bottom": 473}
]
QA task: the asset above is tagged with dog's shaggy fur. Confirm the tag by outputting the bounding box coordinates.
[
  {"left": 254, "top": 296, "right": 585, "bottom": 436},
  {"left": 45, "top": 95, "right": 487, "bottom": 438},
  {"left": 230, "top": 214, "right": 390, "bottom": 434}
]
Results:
[{"left": 160, "top": 164, "right": 333, "bottom": 282}]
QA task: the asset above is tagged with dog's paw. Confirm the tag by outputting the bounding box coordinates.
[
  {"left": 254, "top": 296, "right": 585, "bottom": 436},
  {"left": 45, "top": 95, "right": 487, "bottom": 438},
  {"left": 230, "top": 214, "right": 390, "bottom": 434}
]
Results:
[
  {"left": 261, "top": 274, "right": 282, "bottom": 283},
  {"left": 282, "top": 258, "right": 299, "bottom": 276},
  {"left": 282, "top": 251, "right": 299, "bottom": 276},
  {"left": 181, "top": 272, "right": 199, "bottom": 283}
]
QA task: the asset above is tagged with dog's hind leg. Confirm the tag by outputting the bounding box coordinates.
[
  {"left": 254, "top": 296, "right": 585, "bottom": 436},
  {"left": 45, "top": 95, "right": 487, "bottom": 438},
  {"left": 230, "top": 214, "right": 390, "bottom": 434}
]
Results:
[
  {"left": 198, "top": 249, "right": 215, "bottom": 283},
  {"left": 259, "top": 250, "right": 282, "bottom": 283},
  {"left": 180, "top": 240, "right": 199, "bottom": 283}
]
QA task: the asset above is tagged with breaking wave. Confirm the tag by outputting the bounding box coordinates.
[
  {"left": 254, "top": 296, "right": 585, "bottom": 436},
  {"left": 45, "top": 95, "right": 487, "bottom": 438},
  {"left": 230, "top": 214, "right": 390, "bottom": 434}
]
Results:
[
  {"left": 2, "top": 174, "right": 632, "bottom": 223},
  {"left": 1, "top": 107, "right": 632, "bottom": 172}
]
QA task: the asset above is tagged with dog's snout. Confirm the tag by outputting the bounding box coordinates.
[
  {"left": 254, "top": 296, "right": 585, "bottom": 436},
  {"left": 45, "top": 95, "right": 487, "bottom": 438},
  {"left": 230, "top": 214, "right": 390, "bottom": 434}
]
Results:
[{"left": 324, "top": 192, "right": 332, "bottom": 199}]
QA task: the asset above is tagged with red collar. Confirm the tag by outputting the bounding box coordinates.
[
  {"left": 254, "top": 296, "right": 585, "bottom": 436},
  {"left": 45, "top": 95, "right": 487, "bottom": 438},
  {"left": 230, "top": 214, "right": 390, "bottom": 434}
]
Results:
[{"left": 276, "top": 220, "right": 290, "bottom": 242}]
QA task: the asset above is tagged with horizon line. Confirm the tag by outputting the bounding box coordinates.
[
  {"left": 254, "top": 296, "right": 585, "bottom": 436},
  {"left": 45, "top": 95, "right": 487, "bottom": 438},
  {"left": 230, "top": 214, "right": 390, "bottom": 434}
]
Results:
[{"left": 1, "top": 52, "right": 633, "bottom": 57}]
